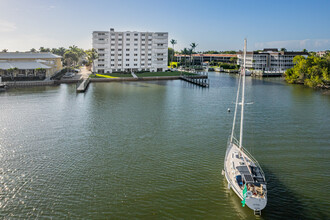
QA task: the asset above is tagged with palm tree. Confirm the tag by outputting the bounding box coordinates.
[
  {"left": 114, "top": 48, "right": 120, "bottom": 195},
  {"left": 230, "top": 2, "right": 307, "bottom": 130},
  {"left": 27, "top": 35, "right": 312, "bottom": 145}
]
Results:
[
  {"left": 85, "top": 49, "right": 98, "bottom": 73},
  {"left": 30, "top": 48, "right": 37, "bottom": 52},
  {"left": 190, "top": 43, "right": 198, "bottom": 66},
  {"left": 170, "top": 39, "right": 177, "bottom": 68},
  {"left": 181, "top": 48, "right": 189, "bottom": 68}
]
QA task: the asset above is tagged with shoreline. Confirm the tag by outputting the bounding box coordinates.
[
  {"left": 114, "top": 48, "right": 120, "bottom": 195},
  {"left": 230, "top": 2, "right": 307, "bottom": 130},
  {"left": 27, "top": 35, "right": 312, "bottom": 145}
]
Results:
[{"left": 1, "top": 75, "right": 208, "bottom": 90}]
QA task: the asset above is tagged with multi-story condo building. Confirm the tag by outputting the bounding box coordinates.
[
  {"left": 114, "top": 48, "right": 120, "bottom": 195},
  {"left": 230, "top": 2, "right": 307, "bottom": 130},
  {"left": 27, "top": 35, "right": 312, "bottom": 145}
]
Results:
[
  {"left": 175, "top": 54, "right": 237, "bottom": 65},
  {"left": 237, "top": 48, "right": 309, "bottom": 72},
  {"left": 92, "top": 28, "right": 168, "bottom": 73}
]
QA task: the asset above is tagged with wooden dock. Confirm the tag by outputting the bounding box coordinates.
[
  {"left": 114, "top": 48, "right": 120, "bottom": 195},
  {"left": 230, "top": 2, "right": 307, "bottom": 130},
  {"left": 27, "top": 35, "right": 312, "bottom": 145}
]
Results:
[
  {"left": 76, "top": 78, "right": 91, "bottom": 92},
  {"left": 180, "top": 73, "right": 209, "bottom": 87}
]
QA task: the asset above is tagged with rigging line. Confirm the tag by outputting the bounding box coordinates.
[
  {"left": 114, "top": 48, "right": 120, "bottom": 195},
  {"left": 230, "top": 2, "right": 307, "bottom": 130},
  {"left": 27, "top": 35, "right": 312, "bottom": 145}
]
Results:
[{"left": 230, "top": 68, "right": 242, "bottom": 143}]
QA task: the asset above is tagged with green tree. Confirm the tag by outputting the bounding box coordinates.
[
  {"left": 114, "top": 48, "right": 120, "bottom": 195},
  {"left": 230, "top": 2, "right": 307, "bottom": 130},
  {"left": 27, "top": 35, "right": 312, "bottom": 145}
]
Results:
[
  {"left": 85, "top": 48, "right": 98, "bottom": 72},
  {"left": 168, "top": 48, "right": 174, "bottom": 66},
  {"left": 280, "top": 48, "right": 287, "bottom": 52},
  {"left": 181, "top": 48, "right": 189, "bottom": 67},
  {"left": 2, "top": 49, "right": 8, "bottom": 52},
  {"left": 63, "top": 50, "right": 78, "bottom": 67},
  {"left": 170, "top": 39, "right": 177, "bottom": 68},
  {"left": 30, "top": 48, "right": 37, "bottom": 52},
  {"left": 39, "top": 47, "right": 50, "bottom": 52}
]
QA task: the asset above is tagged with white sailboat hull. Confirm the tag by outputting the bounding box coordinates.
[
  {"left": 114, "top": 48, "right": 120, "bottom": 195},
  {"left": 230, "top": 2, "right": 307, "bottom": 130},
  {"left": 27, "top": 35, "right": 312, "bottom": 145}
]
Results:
[{"left": 224, "top": 141, "right": 267, "bottom": 212}]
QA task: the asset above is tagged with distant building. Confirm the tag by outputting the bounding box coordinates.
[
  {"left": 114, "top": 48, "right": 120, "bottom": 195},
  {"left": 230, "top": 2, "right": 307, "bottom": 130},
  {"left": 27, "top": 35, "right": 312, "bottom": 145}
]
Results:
[
  {"left": 316, "top": 51, "right": 327, "bottom": 57},
  {"left": 175, "top": 54, "right": 237, "bottom": 65},
  {"left": 92, "top": 28, "right": 168, "bottom": 73},
  {"left": 237, "top": 49, "right": 309, "bottom": 72},
  {"left": 0, "top": 52, "right": 62, "bottom": 80}
]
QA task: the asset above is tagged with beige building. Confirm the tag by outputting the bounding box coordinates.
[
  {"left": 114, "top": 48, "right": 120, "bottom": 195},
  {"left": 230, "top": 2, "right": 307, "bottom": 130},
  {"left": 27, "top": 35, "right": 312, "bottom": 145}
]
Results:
[{"left": 0, "top": 52, "right": 62, "bottom": 80}]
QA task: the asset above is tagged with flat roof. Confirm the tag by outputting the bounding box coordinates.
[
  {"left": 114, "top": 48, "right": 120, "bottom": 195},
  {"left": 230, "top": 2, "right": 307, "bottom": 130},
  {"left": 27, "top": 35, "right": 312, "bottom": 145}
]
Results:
[{"left": 0, "top": 52, "right": 61, "bottom": 59}]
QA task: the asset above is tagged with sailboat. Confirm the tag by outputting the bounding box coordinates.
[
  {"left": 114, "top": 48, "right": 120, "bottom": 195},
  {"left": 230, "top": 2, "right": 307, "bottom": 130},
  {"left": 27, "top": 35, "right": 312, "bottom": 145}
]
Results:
[{"left": 223, "top": 39, "right": 267, "bottom": 216}]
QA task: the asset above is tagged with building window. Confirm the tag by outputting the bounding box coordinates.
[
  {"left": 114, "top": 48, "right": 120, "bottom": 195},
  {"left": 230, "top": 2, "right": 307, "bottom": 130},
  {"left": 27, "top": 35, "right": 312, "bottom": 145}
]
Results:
[
  {"left": 134, "top": 64, "right": 137, "bottom": 66},
  {"left": 111, "top": 64, "right": 114, "bottom": 66},
  {"left": 126, "top": 33, "right": 130, "bottom": 36},
  {"left": 118, "top": 64, "right": 122, "bottom": 66},
  {"left": 98, "top": 64, "right": 104, "bottom": 67},
  {"left": 118, "top": 59, "right": 122, "bottom": 61},
  {"left": 111, "top": 54, "right": 115, "bottom": 56},
  {"left": 99, "top": 38, "right": 104, "bottom": 40},
  {"left": 157, "top": 44, "right": 164, "bottom": 46},
  {"left": 111, "top": 59, "right": 115, "bottom": 61},
  {"left": 98, "top": 33, "right": 105, "bottom": 36},
  {"left": 157, "top": 53, "right": 164, "bottom": 56},
  {"left": 118, "top": 44, "right": 122, "bottom": 46},
  {"left": 118, "top": 49, "right": 122, "bottom": 51},
  {"left": 134, "top": 33, "right": 138, "bottom": 36},
  {"left": 126, "top": 43, "right": 130, "bottom": 46},
  {"left": 148, "top": 58, "right": 151, "bottom": 61},
  {"left": 126, "top": 64, "right": 129, "bottom": 66},
  {"left": 141, "top": 59, "right": 145, "bottom": 61},
  {"left": 157, "top": 58, "right": 163, "bottom": 61},
  {"left": 134, "top": 39, "right": 138, "bottom": 41},
  {"left": 118, "top": 39, "right": 122, "bottom": 41},
  {"left": 99, "top": 54, "right": 105, "bottom": 56},
  {"left": 134, "top": 49, "right": 138, "bottom": 51},
  {"left": 142, "top": 33, "right": 145, "bottom": 36},
  {"left": 126, "top": 59, "right": 130, "bottom": 61},
  {"left": 148, "top": 54, "right": 151, "bottom": 56},
  {"left": 126, "top": 38, "right": 130, "bottom": 41},
  {"left": 134, "top": 44, "right": 138, "bottom": 46},
  {"left": 126, "top": 54, "right": 130, "bottom": 56},
  {"left": 142, "top": 54, "right": 145, "bottom": 56},
  {"left": 126, "top": 49, "right": 130, "bottom": 51},
  {"left": 142, "top": 39, "right": 145, "bottom": 41},
  {"left": 134, "top": 59, "right": 138, "bottom": 61},
  {"left": 142, "top": 44, "right": 145, "bottom": 46},
  {"left": 111, "top": 49, "right": 115, "bottom": 51},
  {"left": 98, "top": 49, "right": 105, "bottom": 51},
  {"left": 98, "top": 59, "right": 105, "bottom": 61},
  {"left": 157, "top": 33, "right": 164, "bottom": 36},
  {"left": 118, "top": 54, "right": 122, "bottom": 56},
  {"left": 111, "top": 44, "right": 115, "bottom": 46},
  {"left": 134, "top": 54, "right": 138, "bottom": 56}
]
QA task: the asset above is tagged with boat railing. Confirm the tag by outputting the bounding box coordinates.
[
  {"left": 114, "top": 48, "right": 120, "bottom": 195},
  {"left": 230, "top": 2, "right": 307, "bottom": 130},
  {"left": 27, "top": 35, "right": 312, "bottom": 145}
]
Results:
[{"left": 229, "top": 136, "right": 266, "bottom": 183}]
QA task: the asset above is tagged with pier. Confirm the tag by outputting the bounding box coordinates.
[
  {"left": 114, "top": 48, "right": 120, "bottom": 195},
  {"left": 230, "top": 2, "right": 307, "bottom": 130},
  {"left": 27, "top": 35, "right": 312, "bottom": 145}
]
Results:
[
  {"left": 180, "top": 73, "right": 209, "bottom": 87},
  {"left": 76, "top": 78, "right": 91, "bottom": 92}
]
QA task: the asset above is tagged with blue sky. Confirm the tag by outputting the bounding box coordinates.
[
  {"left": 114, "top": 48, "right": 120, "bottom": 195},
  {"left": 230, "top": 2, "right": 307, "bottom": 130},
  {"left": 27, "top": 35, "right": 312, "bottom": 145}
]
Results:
[{"left": 0, "top": 0, "right": 329, "bottom": 52}]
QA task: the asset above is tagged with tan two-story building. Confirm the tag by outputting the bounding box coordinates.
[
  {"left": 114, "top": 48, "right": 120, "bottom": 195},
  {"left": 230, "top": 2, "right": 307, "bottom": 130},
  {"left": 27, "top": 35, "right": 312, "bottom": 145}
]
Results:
[{"left": 0, "top": 52, "right": 62, "bottom": 80}]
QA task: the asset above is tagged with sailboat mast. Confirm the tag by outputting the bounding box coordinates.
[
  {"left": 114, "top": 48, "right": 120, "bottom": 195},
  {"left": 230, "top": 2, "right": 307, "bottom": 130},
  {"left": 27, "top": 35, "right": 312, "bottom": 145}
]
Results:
[{"left": 239, "top": 39, "right": 247, "bottom": 148}]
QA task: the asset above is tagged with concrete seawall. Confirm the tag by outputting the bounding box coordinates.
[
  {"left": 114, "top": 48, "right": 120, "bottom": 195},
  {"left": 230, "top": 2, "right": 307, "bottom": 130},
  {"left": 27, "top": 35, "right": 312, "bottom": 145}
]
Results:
[
  {"left": 2, "top": 75, "right": 208, "bottom": 90},
  {"left": 90, "top": 75, "right": 207, "bottom": 82}
]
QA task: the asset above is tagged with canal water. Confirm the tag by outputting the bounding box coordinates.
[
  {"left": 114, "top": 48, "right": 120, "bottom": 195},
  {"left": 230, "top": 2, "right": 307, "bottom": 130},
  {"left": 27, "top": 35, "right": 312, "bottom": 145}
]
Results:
[{"left": 0, "top": 73, "right": 329, "bottom": 219}]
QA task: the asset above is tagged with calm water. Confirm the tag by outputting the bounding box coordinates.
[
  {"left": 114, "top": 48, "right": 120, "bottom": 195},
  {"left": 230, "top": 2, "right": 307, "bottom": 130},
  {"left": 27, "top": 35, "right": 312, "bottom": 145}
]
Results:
[{"left": 0, "top": 73, "right": 329, "bottom": 219}]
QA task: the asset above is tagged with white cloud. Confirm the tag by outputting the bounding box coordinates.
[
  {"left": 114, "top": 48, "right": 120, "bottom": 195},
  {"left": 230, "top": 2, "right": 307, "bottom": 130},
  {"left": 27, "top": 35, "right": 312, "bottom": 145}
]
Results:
[
  {"left": 254, "top": 39, "right": 330, "bottom": 51},
  {"left": 0, "top": 20, "right": 17, "bottom": 32}
]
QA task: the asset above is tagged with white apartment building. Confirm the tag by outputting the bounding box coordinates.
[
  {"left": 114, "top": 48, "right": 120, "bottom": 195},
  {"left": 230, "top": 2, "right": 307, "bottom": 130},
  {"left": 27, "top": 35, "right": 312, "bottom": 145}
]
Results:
[
  {"left": 237, "top": 48, "right": 309, "bottom": 72},
  {"left": 92, "top": 28, "right": 168, "bottom": 73}
]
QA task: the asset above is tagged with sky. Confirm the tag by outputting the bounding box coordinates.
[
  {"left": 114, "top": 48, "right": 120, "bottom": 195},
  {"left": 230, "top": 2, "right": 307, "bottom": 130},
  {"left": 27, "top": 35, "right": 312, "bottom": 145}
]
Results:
[{"left": 0, "top": 0, "right": 330, "bottom": 52}]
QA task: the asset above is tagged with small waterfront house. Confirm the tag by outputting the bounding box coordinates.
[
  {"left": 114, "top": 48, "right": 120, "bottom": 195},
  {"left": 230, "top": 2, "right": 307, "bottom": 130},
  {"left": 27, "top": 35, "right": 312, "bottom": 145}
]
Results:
[{"left": 0, "top": 52, "right": 62, "bottom": 80}]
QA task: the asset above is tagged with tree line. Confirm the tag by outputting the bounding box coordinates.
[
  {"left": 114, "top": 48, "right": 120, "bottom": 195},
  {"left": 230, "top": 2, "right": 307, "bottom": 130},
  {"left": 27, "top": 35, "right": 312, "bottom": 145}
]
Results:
[{"left": 285, "top": 53, "right": 330, "bottom": 88}]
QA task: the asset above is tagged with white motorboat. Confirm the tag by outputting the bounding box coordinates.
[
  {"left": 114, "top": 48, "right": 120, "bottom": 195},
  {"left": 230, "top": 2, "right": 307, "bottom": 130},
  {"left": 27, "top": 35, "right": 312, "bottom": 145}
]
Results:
[{"left": 223, "top": 39, "right": 267, "bottom": 216}]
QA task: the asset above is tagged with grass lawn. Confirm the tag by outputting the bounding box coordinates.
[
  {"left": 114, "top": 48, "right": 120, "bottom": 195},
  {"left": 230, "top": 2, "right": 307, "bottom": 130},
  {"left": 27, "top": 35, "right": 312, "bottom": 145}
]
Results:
[{"left": 89, "top": 73, "right": 133, "bottom": 78}]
